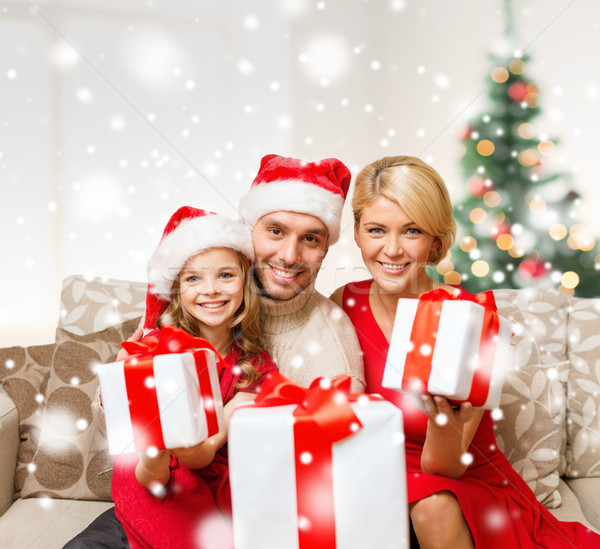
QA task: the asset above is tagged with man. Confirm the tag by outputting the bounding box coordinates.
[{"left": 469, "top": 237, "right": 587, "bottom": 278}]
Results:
[{"left": 238, "top": 153, "right": 364, "bottom": 391}]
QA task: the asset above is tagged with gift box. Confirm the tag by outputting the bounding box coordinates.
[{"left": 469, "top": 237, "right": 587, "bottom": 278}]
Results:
[
  {"left": 97, "top": 327, "right": 226, "bottom": 454},
  {"left": 229, "top": 373, "right": 408, "bottom": 549},
  {"left": 382, "top": 289, "right": 512, "bottom": 409}
]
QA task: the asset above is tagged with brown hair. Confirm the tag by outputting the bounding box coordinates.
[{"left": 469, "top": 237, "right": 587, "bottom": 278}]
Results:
[
  {"left": 352, "top": 155, "right": 456, "bottom": 264},
  {"left": 158, "top": 249, "right": 263, "bottom": 387}
]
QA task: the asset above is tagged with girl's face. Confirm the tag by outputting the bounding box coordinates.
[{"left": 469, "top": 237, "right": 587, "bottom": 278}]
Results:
[
  {"left": 355, "top": 196, "right": 439, "bottom": 297},
  {"left": 178, "top": 247, "right": 244, "bottom": 330}
]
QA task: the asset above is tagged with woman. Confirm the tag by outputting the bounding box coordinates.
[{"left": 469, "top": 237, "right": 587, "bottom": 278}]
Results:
[{"left": 331, "top": 155, "right": 599, "bottom": 548}]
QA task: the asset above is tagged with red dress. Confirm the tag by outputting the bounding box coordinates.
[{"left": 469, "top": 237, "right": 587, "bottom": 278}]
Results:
[
  {"left": 111, "top": 343, "right": 277, "bottom": 549},
  {"left": 342, "top": 279, "right": 600, "bottom": 548}
]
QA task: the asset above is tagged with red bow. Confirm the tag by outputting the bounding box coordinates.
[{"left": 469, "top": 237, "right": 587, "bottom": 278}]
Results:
[
  {"left": 121, "top": 324, "right": 229, "bottom": 371},
  {"left": 255, "top": 371, "right": 366, "bottom": 444},
  {"left": 420, "top": 288, "right": 498, "bottom": 311}
]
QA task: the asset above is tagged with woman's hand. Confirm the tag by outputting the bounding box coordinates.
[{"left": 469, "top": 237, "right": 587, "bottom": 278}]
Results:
[
  {"left": 420, "top": 395, "right": 483, "bottom": 479},
  {"left": 421, "top": 395, "right": 475, "bottom": 430},
  {"left": 135, "top": 448, "right": 171, "bottom": 489}
]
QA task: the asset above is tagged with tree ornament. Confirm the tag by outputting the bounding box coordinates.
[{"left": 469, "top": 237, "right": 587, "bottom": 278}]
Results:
[
  {"left": 518, "top": 257, "right": 549, "bottom": 279},
  {"left": 508, "top": 81, "right": 528, "bottom": 102},
  {"left": 467, "top": 175, "right": 488, "bottom": 196},
  {"left": 460, "top": 125, "right": 474, "bottom": 140}
]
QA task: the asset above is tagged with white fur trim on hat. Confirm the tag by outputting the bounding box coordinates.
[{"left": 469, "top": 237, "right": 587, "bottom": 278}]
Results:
[
  {"left": 238, "top": 180, "right": 344, "bottom": 244},
  {"left": 147, "top": 214, "right": 254, "bottom": 299}
]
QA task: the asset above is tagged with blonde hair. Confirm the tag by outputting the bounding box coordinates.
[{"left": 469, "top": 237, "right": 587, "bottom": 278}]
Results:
[
  {"left": 352, "top": 156, "right": 456, "bottom": 264},
  {"left": 158, "top": 249, "right": 263, "bottom": 387}
]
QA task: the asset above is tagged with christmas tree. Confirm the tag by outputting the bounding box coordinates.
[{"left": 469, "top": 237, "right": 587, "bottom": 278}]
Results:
[{"left": 434, "top": 2, "right": 600, "bottom": 297}]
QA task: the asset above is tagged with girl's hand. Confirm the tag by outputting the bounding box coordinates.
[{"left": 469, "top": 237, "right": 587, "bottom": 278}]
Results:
[
  {"left": 116, "top": 328, "right": 143, "bottom": 361},
  {"left": 172, "top": 438, "right": 218, "bottom": 470},
  {"left": 135, "top": 448, "right": 171, "bottom": 489}
]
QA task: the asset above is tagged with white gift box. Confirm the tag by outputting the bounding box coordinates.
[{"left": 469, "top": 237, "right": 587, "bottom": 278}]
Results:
[
  {"left": 97, "top": 351, "right": 225, "bottom": 454},
  {"left": 382, "top": 297, "right": 512, "bottom": 409},
  {"left": 229, "top": 399, "right": 408, "bottom": 549}
]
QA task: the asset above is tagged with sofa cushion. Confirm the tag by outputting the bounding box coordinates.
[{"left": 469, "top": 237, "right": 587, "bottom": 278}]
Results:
[
  {"left": 0, "top": 343, "right": 54, "bottom": 497},
  {"left": 19, "top": 317, "right": 141, "bottom": 502},
  {"left": 59, "top": 275, "right": 146, "bottom": 336},
  {"left": 548, "top": 478, "right": 599, "bottom": 533},
  {"left": 493, "top": 288, "right": 570, "bottom": 509},
  {"left": 564, "top": 477, "right": 600, "bottom": 532},
  {"left": 565, "top": 297, "right": 600, "bottom": 478},
  {"left": 0, "top": 392, "right": 19, "bottom": 515},
  {"left": 0, "top": 497, "right": 113, "bottom": 549}
]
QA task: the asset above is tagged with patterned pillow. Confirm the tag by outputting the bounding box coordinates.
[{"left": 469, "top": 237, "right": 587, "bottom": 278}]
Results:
[
  {"left": 565, "top": 297, "right": 600, "bottom": 478},
  {"left": 493, "top": 288, "right": 570, "bottom": 509},
  {"left": 19, "top": 317, "right": 141, "bottom": 501},
  {"left": 0, "top": 343, "right": 54, "bottom": 497},
  {"left": 59, "top": 275, "right": 146, "bottom": 336}
]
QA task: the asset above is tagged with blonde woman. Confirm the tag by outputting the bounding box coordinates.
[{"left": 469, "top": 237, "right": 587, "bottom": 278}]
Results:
[{"left": 331, "top": 156, "right": 598, "bottom": 548}]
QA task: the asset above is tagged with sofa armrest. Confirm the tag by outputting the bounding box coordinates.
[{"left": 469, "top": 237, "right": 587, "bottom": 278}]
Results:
[{"left": 0, "top": 391, "right": 18, "bottom": 516}]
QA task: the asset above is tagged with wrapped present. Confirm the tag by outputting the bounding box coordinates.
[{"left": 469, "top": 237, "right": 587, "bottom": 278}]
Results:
[
  {"left": 97, "top": 326, "right": 226, "bottom": 454},
  {"left": 229, "top": 372, "right": 408, "bottom": 549},
  {"left": 382, "top": 289, "right": 512, "bottom": 409}
]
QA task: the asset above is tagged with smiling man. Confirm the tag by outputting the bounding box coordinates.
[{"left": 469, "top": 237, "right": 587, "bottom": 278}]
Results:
[{"left": 239, "top": 154, "right": 365, "bottom": 391}]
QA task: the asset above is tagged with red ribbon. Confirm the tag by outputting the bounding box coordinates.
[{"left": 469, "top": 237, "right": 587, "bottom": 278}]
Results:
[
  {"left": 121, "top": 325, "right": 226, "bottom": 451},
  {"left": 401, "top": 289, "right": 500, "bottom": 407},
  {"left": 254, "top": 372, "right": 377, "bottom": 549}
]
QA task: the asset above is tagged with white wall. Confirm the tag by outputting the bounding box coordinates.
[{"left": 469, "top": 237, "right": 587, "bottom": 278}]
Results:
[{"left": 1, "top": 0, "right": 598, "bottom": 346}]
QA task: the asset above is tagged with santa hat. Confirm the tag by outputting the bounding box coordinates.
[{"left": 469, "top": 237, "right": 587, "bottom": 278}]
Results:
[
  {"left": 144, "top": 206, "right": 254, "bottom": 330},
  {"left": 238, "top": 154, "right": 351, "bottom": 244}
]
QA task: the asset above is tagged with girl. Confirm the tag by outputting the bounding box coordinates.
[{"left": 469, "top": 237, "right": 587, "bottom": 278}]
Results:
[
  {"left": 113, "top": 206, "right": 277, "bottom": 549},
  {"left": 331, "top": 156, "right": 600, "bottom": 548}
]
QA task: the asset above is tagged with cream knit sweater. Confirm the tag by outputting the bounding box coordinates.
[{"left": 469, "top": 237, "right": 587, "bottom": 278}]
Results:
[{"left": 260, "top": 288, "right": 365, "bottom": 393}]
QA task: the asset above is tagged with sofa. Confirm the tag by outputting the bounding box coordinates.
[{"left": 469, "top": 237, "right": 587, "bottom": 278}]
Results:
[{"left": 0, "top": 276, "right": 599, "bottom": 548}]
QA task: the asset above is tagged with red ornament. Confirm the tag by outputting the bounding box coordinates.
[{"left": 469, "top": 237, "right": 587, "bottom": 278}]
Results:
[
  {"left": 460, "top": 125, "right": 473, "bottom": 140},
  {"left": 492, "top": 223, "right": 511, "bottom": 238},
  {"left": 518, "top": 258, "right": 549, "bottom": 279},
  {"left": 508, "top": 82, "right": 528, "bottom": 102},
  {"left": 467, "top": 175, "right": 487, "bottom": 196}
]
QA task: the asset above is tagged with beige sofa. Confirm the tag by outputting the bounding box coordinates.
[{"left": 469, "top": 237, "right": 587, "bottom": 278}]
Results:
[{"left": 0, "top": 276, "right": 599, "bottom": 548}]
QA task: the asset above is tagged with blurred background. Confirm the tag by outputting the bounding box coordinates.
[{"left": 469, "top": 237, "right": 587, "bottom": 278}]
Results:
[{"left": 1, "top": 0, "right": 599, "bottom": 346}]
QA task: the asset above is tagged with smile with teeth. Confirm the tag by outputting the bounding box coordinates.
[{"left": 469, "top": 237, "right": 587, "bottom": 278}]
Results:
[
  {"left": 379, "top": 261, "right": 408, "bottom": 272},
  {"left": 270, "top": 265, "right": 300, "bottom": 280},
  {"left": 198, "top": 301, "right": 227, "bottom": 309}
]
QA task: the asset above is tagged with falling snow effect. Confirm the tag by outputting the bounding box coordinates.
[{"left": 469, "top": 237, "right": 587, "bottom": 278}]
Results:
[{"left": 2, "top": 2, "right": 600, "bottom": 547}]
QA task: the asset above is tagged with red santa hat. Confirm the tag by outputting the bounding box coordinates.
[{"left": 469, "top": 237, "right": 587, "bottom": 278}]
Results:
[
  {"left": 238, "top": 154, "right": 351, "bottom": 244},
  {"left": 144, "top": 206, "right": 254, "bottom": 330}
]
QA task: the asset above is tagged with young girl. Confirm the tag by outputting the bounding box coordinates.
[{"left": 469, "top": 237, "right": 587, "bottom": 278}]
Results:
[
  {"left": 331, "top": 156, "right": 600, "bottom": 548},
  {"left": 112, "top": 206, "right": 278, "bottom": 549}
]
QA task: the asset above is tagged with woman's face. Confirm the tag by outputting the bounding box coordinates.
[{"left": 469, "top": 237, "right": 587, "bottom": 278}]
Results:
[{"left": 354, "top": 196, "right": 440, "bottom": 297}]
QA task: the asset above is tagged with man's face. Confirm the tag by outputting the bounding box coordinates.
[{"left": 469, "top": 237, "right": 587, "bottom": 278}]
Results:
[{"left": 251, "top": 211, "right": 329, "bottom": 300}]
